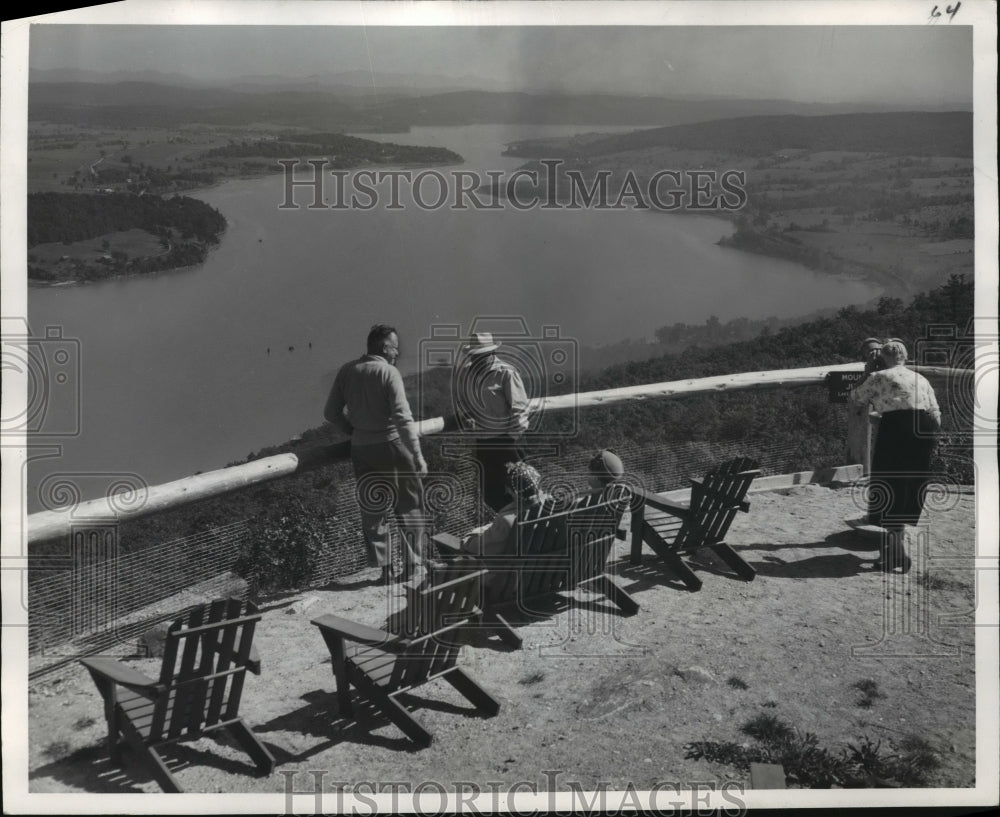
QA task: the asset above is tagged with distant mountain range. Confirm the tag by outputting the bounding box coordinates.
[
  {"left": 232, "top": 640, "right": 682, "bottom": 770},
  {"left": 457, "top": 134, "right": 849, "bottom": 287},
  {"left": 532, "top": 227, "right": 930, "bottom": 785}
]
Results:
[
  {"left": 509, "top": 111, "right": 974, "bottom": 158},
  {"left": 28, "top": 73, "right": 972, "bottom": 131},
  {"left": 29, "top": 67, "right": 506, "bottom": 96}
]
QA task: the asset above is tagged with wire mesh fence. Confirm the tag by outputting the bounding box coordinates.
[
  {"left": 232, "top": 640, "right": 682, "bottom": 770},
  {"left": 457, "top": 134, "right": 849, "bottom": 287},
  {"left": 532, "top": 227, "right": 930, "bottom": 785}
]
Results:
[{"left": 25, "top": 377, "right": 971, "bottom": 684}]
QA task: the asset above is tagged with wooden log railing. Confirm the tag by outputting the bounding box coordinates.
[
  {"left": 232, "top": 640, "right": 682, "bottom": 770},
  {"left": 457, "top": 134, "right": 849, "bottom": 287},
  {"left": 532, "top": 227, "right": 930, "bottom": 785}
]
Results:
[{"left": 25, "top": 363, "right": 967, "bottom": 545}]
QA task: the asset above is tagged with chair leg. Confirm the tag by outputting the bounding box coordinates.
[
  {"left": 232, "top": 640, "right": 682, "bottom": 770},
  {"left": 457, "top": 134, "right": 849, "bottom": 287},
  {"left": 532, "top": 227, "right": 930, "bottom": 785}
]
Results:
[
  {"left": 662, "top": 550, "right": 703, "bottom": 591},
  {"left": 104, "top": 709, "right": 124, "bottom": 764},
  {"left": 643, "top": 525, "right": 702, "bottom": 590},
  {"left": 442, "top": 668, "right": 500, "bottom": 716},
  {"left": 490, "top": 611, "right": 523, "bottom": 649},
  {"left": 120, "top": 717, "right": 181, "bottom": 793},
  {"left": 630, "top": 511, "right": 645, "bottom": 564},
  {"left": 382, "top": 694, "right": 433, "bottom": 747},
  {"left": 710, "top": 542, "right": 756, "bottom": 581},
  {"left": 322, "top": 633, "right": 354, "bottom": 717},
  {"left": 592, "top": 574, "right": 640, "bottom": 615},
  {"left": 227, "top": 719, "right": 276, "bottom": 776}
]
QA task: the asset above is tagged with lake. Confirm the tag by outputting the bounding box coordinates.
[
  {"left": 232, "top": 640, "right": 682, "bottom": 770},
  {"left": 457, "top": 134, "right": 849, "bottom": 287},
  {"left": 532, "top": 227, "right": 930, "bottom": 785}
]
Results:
[{"left": 27, "top": 124, "right": 880, "bottom": 510}]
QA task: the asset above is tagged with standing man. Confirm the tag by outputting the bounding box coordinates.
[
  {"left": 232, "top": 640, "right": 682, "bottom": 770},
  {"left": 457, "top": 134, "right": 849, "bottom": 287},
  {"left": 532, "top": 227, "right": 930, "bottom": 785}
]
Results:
[
  {"left": 325, "top": 324, "right": 429, "bottom": 585},
  {"left": 859, "top": 337, "right": 885, "bottom": 374},
  {"left": 455, "top": 332, "right": 532, "bottom": 512}
]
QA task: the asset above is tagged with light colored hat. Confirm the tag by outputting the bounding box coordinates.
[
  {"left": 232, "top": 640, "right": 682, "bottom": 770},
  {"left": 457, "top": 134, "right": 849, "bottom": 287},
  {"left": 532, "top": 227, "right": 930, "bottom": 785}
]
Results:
[
  {"left": 589, "top": 449, "right": 624, "bottom": 481},
  {"left": 464, "top": 332, "right": 500, "bottom": 356}
]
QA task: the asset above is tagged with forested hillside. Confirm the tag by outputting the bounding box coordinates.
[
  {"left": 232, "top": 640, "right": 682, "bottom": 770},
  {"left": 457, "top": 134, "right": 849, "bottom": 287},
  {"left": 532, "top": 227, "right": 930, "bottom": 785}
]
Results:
[
  {"left": 510, "top": 112, "right": 973, "bottom": 159},
  {"left": 27, "top": 192, "right": 225, "bottom": 247}
]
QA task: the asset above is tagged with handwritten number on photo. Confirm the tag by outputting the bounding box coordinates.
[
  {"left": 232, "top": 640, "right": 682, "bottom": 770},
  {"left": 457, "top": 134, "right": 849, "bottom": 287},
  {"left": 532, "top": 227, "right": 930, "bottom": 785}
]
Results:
[{"left": 929, "top": 2, "right": 961, "bottom": 23}]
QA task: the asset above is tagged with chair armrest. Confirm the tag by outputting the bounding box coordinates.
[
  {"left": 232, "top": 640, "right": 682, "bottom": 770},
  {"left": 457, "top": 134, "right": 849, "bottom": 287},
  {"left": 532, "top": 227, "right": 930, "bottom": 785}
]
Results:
[
  {"left": 311, "top": 614, "right": 407, "bottom": 649},
  {"left": 432, "top": 532, "right": 463, "bottom": 554},
  {"left": 80, "top": 656, "right": 163, "bottom": 697}
]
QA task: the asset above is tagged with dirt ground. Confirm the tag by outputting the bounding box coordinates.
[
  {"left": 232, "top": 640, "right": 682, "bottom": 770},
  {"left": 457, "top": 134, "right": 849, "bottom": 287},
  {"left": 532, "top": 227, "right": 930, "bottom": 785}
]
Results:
[{"left": 26, "top": 483, "right": 980, "bottom": 801}]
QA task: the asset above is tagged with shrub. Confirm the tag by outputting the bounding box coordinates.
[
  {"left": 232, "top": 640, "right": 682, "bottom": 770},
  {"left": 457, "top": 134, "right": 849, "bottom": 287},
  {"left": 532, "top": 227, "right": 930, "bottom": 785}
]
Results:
[
  {"left": 234, "top": 499, "right": 329, "bottom": 596},
  {"left": 685, "top": 710, "right": 941, "bottom": 788}
]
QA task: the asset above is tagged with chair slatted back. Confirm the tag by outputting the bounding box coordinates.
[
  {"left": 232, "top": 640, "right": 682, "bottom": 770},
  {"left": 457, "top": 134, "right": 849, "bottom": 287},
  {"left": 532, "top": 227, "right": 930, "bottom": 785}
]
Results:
[
  {"left": 565, "top": 490, "right": 622, "bottom": 586},
  {"left": 387, "top": 570, "right": 485, "bottom": 691},
  {"left": 390, "top": 619, "right": 469, "bottom": 689},
  {"left": 486, "top": 490, "right": 623, "bottom": 608},
  {"left": 147, "top": 598, "right": 261, "bottom": 744},
  {"left": 674, "top": 457, "right": 761, "bottom": 551}
]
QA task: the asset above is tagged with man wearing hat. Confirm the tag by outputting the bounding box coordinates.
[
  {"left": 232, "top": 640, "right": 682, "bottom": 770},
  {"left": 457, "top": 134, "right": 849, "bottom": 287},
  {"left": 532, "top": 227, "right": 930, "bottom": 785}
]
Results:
[
  {"left": 455, "top": 332, "right": 531, "bottom": 512},
  {"left": 859, "top": 337, "right": 885, "bottom": 375}
]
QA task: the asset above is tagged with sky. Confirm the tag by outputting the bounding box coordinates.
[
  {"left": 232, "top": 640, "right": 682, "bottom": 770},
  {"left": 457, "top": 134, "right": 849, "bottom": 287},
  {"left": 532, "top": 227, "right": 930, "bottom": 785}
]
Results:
[{"left": 26, "top": 23, "right": 973, "bottom": 106}]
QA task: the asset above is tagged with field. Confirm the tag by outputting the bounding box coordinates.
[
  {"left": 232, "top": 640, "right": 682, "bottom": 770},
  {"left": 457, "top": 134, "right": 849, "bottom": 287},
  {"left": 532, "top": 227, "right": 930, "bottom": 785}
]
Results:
[
  {"left": 28, "top": 122, "right": 284, "bottom": 195},
  {"left": 28, "top": 228, "right": 167, "bottom": 282}
]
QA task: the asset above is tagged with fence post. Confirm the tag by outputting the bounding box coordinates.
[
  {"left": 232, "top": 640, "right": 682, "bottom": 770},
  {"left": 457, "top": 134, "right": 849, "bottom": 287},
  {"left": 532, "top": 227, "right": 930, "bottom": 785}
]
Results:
[{"left": 847, "top": 406, "right": 878, "bottom": 475}]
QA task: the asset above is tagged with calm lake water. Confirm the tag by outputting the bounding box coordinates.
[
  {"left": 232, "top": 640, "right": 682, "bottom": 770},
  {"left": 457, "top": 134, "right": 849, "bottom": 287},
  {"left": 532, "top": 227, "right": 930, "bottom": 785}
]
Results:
[{"left": 27, "top": 124, "right": 879, "bottom": 509}]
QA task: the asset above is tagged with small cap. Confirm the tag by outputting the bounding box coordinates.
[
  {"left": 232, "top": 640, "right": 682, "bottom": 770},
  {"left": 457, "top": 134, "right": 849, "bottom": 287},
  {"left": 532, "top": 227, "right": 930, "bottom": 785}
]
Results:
[
  {"left": 589, "top": 449, "right": 624, "bottom": 481},
  {"left": 464, "top": 332, "right": 500, "bottom": 356}
]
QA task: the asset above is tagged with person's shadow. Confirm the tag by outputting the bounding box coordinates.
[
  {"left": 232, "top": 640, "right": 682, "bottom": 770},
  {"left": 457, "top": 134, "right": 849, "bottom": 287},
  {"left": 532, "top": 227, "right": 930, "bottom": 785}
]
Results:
[{"left": 745, "top": 530, "right": 881, "bottom": 579}]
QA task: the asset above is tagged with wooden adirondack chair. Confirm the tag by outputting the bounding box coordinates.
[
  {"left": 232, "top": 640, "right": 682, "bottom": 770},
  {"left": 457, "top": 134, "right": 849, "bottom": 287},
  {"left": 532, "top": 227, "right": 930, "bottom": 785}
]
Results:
[
  {"left": 311, "top": 569, "right": 499, "bottom": 747},
  {"left": 80, "top": 597, "right": 275, "bottom": 793},
  {"left": 629, "top": 457, "right": 761, "bottom": 591},
  {"left": 433, "top": 488, "right": 639, "bottom": 648}
]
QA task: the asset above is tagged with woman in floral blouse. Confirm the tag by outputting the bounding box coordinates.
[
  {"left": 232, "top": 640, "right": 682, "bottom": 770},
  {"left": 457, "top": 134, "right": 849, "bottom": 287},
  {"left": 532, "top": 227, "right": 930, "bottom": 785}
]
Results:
[{"left": 850, "top": 339, "right": 941, "bottom": 572}]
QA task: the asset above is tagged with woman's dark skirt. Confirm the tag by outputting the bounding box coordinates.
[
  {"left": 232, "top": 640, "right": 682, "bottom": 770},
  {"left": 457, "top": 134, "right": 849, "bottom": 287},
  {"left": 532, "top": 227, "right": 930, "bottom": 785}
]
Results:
[{"left": 869, "top": 409, "right": 939, "bottom": 526}]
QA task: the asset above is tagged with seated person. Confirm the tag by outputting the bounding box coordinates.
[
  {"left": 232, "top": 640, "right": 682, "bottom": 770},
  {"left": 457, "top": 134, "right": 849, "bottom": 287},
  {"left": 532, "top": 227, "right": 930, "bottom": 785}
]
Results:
[
  {"left": 578, "top": 449, "right": 631, "bottom": 537},
  {"left": 460, "top": 461, "right": 547, "bottom": 558},
  {"left": 587, "top": 449, "right": 625, "bottom": 491}
]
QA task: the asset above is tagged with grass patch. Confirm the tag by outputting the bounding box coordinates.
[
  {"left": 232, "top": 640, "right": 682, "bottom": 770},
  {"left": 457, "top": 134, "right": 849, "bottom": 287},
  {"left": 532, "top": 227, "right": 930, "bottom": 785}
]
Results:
[
  {"left": 852, "top": 678, "right": 885, "bottom": 709},
  {"left": 726, "top": 676, "right": 749, "bottom": 690},
  {"left": 518, "top": 671, "right": 545, "bottom": 685},
  {"left": 41, "top": 741, "right": 72, "bottom": 760},
  {"left": 73, "top": 716, "right": 97, "bottom": 730},
  {"left": 684, "top": 712, "right": 941, "bottom": 788}
]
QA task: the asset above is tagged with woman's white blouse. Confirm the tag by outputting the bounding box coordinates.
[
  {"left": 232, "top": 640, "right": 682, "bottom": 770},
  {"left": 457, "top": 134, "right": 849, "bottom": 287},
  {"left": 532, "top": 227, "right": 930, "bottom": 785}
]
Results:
[{"left": 850, "top": 364, "right": 942, "bottom": 424}]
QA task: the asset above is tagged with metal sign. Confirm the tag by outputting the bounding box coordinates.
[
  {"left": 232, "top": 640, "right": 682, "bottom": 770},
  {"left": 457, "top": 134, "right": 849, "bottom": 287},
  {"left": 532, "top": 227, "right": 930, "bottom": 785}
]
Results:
[{"left": 827, "top": 371, "right": 866, "bottom": 403}]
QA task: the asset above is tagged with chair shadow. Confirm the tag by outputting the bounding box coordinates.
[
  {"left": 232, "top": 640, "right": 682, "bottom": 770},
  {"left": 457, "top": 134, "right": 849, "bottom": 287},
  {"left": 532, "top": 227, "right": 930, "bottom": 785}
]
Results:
[
  {"left": 30, "top": 731, "right": 277, "bottom": 793},
  {"left": 31, "top": 744, "right": 148, "bottom": 793},
  {"left": 612, "top": 530, "right": 882, "bottom": 589},
  {"left": 454, "top": 578, "right": 643, "bottom": 651},
  {"left": 254, "top": 688, "right": 483, "bottom": 761},
  {"left": 611, "top": 555, "right": 707, "bottom": 594}
]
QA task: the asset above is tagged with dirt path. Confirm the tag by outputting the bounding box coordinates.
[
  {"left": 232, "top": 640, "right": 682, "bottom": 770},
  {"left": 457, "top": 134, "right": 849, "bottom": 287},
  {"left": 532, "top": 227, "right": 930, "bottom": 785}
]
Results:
[{"left": 27, "top": 484, "right": 979, "bottom": 801}]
